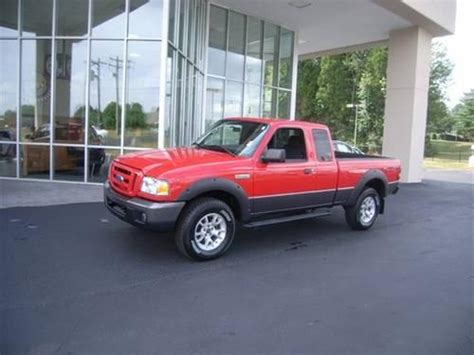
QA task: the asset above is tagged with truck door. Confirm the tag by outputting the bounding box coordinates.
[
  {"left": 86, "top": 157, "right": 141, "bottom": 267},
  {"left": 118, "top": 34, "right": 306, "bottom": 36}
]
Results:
[
  {"left": 252, "top": 127, "right": 318, "bottom": 214},
  {"left": 311, "top": 128, "right": 338, "bottom": 204}
]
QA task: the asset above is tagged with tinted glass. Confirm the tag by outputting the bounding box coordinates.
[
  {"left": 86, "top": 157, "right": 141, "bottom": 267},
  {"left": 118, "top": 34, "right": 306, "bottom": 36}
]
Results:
[
  {"left": 0, "top": 1, "right": 18, "bottom": 36},
  {"left": 205, "top": 77, "right": 224, "bottom": 128},
  {"left": 92, "top": 0, "right": 126, "bottom": 38},
  {"left": 246, "top": 18, "right": 262, "bottom": 84},
  {"left": 53, "top": 146, "right": 84, "bottom": 181},
  {"left": 267, "top": 128, "right": 306, "bottom": 161},
  {"left": 279, "top": 29, "right": 293, "bottom": 88},
  {"left": 129, "top": 0, "right": 163, "bottom": 38},
  {"left": 20, "top": 144, "right": 50, "bottom": 179},
  {"left": 263, "top": 87, "right": 276, "bottom": 118},
  {"left": 208, "top": 6, "right": 226, "bottom": 76},
  {"left": 0, "top": 40, "right": 18, "bottom": 141},
  {"left": 244, "top": 84, "right": 260, "bottom": 117},
  {"left": 54, "top": 39, "right": 88, "bottom": 144},
  {"left": 88, "top": 148, "right": 119, "bottom": 182},
  {"left": 263, "top": 23, "right": 278, "bottom": 87},
  {"left": 278, "top": 90, "right": 290, "bottom": 118},
  {"left": 124, "top": 41, "right": 161, "bottom": 148},
  {"left": 89, "top": 40, "right": 124, "bottom": 146},
  {"left": 22, "top": 0, "right": 53, "bottom": 36},
  {"left": 20, "top": 40, "right": 51, "bottom": 142},
  {"left": 313, "top": 129, "right": 333, "bottom": 162},
  {"left": 56, "top": 0, "right": 89, "bottom": 36},
  {"left": 225, "top": 81, "right": 243, "bottom": 117},
  {"left": 227, "top": 11, "right": 245, "bottom": 80},
  {"left": 0, "top": 142, "right": 16, "bottom": 177}
]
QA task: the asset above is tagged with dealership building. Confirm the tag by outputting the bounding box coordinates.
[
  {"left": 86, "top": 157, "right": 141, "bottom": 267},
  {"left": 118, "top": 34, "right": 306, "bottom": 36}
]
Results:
[{"left": 0, "top": 0, "right": 455, "bottom": 184}]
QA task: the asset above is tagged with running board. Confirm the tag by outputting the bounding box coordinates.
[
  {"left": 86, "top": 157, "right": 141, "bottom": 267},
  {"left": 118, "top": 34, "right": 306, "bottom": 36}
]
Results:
[{"left": 243, "top": 209, "right": 332, "bottom": 228}]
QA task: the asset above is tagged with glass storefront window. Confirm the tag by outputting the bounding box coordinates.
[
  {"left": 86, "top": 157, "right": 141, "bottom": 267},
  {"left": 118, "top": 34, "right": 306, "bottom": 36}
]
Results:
[
  {"left": 53, "top": 146, "right": 84, "bottom": 181},
  {"left": 88, "top": 148, "right": 119, "bottom": 183},
  {"left": 21, "top": 0, "right": 53, "bottom": 37},
  {"left": 263, "top": 87, "right": 276, "bottom": 118},
  {"left": 227, "top": 11, "right": 245, "bottom": 81},
  {"left": 246, "top": 18, "right": 262, "bottom": 84},
  {"left": 208, "top": 5, "right": 226, "bottom": 77},
  {"left": 92, "top": 0, "right": 126, "bottom": 38},
  {"left": 20, "top": 40, "right": 51, "bottom": 142},
  {"left": 244, "top": 84, "right": 260, "bottom": 117},
  {"left": 124, "top": 41, "right": 161, "bottom": 148},
  {"left": 56, "top": 0, "right": 88, "bottom": 37},
  {"left": 129, "top": 0, "right": 163, "bottom": 39},
  {"left": 225, "top": 81, "right": 243, "bottom": 117},
  {"left": 279, "top": 29, "right": 293, "bottom": 89},
  {"left": 0, "top": 40, "right": 18, "bottom": 141},
  {"left": 89, "top": 40, "right": 124, "bottom": 146},
  {"left": 54, "top": 39, "right": 87, "bottom": 144},
  {"left": 0, "top": 1, "right": 18, "bottom": 36},
  {"left": 0, "top": 142, "right": 16, "bottom": 177},
  {"left": 263, "top": 23, "right": 278, "bottom": 87},
  {"left": 20, "top": 144, "right": 50, "bottom": 179},
  {"left": 278, "top": 90, "right": 290, "bottom": 118},
  {"left": 205, "top": 77, "right": 224, "bottom": 128}
]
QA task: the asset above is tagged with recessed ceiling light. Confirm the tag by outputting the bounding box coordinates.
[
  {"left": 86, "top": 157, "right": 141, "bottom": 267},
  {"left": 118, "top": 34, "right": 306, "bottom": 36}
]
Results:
[{"left": 288, "top": 0, "right": 312, "bottom": 9}]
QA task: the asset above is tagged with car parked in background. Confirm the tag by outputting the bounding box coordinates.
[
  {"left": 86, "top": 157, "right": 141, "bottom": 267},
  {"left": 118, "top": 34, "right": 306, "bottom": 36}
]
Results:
[{"left": 333, "top": 140, "right": 365, "bottom": 155}]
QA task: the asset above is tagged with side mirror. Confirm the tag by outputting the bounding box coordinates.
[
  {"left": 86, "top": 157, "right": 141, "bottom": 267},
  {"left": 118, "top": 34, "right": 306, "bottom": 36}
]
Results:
[{"left": 261, "top": 148, "right": 286, "bottom": 163}]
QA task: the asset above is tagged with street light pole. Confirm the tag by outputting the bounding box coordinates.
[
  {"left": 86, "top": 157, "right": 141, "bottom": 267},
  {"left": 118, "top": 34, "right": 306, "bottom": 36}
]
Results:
[{"left": 346, "top": 103, "right": 362, "bottom": 146}]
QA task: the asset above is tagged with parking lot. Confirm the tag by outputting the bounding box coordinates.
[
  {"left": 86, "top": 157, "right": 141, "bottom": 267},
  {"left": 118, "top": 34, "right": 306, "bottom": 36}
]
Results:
[{"left": 1, "top": 171, "right": 472, "bottom": 354}]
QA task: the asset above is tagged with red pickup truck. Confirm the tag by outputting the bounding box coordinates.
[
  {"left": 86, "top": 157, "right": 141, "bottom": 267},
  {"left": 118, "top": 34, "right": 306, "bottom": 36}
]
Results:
[{"left": 105, "top": 118, "right": 400, "bottom": 260}]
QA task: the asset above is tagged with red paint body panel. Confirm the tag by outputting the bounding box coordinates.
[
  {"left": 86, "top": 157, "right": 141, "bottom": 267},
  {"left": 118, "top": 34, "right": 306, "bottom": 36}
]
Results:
[{"left": 109, "top": 118, "right": 401, "bottom": 204}]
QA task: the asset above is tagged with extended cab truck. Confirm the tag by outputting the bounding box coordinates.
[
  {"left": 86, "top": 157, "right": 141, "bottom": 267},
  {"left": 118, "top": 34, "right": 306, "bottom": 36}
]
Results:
[{"left": 104, "top": 118, "right": 400, "bottom": 260}]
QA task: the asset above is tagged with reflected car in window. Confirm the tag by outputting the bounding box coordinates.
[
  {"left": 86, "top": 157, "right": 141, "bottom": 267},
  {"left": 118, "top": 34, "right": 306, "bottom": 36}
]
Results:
[{"left": 333, "top": 140, "right": 365, "bottom": 155}]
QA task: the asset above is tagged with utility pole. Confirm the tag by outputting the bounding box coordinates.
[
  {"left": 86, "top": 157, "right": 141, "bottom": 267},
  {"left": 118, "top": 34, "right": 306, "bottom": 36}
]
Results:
[
  {"left": 90, "top": 58, "right": 108, "bottom": 126},
  {"left": 109, "top": 56, "right": 123, "bottom": 135},
  {"left": 346, "top": 103, "right": 363, "bottom": 146}
]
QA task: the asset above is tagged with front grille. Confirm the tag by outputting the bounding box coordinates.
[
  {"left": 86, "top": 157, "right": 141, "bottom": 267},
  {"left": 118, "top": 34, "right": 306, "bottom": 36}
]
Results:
[{"left": 109, "top": 162, "right": 141, "bottom": 197}]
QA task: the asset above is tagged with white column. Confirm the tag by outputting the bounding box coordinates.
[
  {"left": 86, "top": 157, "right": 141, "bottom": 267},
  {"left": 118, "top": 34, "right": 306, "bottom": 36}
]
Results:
[{"left": 382, "top": 26, "right": 432, "bottom": 183}]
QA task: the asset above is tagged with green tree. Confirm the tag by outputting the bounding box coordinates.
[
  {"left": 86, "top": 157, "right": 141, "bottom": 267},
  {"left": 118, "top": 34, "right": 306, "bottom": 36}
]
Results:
[
  {"left": 126, "top": 102, "right": 147, "bottom": 129},
  {"left": 426, "top": 43, "right": 454, "bottom": 134},
  {"left": 73, "top": 105, "right": 101, "bottom": 126},
  {"left": 452, "top": 90, "right": 474, "bottom": 141},
  {"left": 296, "top": 58, "right": 321, "bottom": 118},
  {"left": 102, "top": 101, "right": 121, "bottom": 130}
]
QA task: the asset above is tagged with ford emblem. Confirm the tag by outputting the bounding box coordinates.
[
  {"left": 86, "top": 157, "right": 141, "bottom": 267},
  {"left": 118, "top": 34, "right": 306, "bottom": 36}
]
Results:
[{"left": 115, "top": 174, "right": 125, "bottom": 183}]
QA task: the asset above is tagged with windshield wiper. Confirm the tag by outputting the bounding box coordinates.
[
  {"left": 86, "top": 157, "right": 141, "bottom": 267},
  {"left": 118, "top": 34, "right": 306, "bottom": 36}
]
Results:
[{"left": 193, "top": 143, "right": 236, "bottom": 156}]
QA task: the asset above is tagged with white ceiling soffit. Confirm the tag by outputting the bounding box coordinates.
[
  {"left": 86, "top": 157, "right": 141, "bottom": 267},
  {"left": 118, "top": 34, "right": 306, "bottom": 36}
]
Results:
[{"left": 213, "top": 0, "right": 415, "bottom": 57}]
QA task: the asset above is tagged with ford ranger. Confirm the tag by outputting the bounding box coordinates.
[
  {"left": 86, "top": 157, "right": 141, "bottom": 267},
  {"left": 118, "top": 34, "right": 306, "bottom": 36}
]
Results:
[{"left": 104, "top": 118, "right": 400, "bottom": 260}]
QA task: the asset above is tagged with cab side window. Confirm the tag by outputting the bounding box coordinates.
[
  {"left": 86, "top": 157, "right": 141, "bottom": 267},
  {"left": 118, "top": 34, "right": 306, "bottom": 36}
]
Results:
[
  {"left": 312, "top": 129, "right": 333, "bottom": 162},
  {"left": 267, "top": 128, "right": 307, "bottom": 161}
]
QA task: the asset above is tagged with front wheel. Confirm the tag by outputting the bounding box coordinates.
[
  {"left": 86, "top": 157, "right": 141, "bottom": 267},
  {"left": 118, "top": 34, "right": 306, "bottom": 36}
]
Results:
[
  {"left": 174, "top": 198, "right": 236, "bottom": 261},
  {"left": 344, "top": 188, "right": 380, "bottom": 230}
]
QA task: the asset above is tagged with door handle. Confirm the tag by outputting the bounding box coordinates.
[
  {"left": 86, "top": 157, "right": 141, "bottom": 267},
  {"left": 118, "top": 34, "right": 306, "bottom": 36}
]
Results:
[{"left": 303, "top": 168, "right": 314, "bottom": 175}]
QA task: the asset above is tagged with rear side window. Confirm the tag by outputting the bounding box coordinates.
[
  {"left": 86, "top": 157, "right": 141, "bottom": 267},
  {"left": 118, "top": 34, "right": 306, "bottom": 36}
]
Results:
[{"left": 312, "top": 129, "right": 333, "bottom": 162}]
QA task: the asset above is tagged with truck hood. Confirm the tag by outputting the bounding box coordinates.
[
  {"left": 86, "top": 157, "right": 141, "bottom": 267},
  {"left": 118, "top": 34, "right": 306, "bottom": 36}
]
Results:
[{"left": 114, "top": 147, "right": 242, "bottom": 176}]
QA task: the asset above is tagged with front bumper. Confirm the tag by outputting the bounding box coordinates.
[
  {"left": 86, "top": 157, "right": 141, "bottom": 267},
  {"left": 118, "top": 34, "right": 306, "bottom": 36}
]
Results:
[{"left": 104, "top": 181, "right": 185, "bottom": 232}]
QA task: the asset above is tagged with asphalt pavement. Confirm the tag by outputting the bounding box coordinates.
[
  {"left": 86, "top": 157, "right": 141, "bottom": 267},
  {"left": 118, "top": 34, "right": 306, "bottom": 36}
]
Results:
[{"left": 1, "top": 172, "right": 472, "bottom": 354}]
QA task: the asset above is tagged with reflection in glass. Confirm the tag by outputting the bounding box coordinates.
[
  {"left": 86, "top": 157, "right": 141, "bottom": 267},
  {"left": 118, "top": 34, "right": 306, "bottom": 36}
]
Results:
[
  {"left": 246, "top": 18, "right": 262, "bottom": 84},
  {"left": 21, "top": 40, "right": 51, "bottom": 142},
  {"left": 0, "top": 40, "right": 18, "bottom": 141},
  {"left": 227, "top": 12, "right": 245, "bottom": 81},
  {"left": 205, "top": 77, "right": 224, "bottom": 128},
  {"left": 125, "top": 41, "right": 161, "bottom": 148},
  {"left": 88, "top": 148, "right": 117, "bottom": 182},
  {"left": 263, "top": 23, "right": 278, "bottom": 87},
  {"left": 92, "top": 0, "right": 126, "bottom": 38},
  {"left": 0, "top": 143, "right": 16, "bottom": 177},
  {"left": 0, "top": 1, "right": 18, "bottom": 36},
  {"left": 89, "top": 40, "right": 124, "bottom": 146},
  {"left": 22, "top": 0, "right": 53, "bottom": 36},
  {"left": 279, "top": 29, "right": 293, "bottom": 88},
  {"left": 56, "top": 0, "right": 88, "bottom": 36},
  {"left": 168, "top": 0, "right": 176, "bottom": 43},
  {"left": 20, "top": 144, "right": 49, "bottom": 179},
  {"left": 225, "top": 81, "right": 243, "bottom": 117},
  {"left": 54, "top": 39, "right": 87, "bottom": 144},
  {"left": 54, "top": 146, "right": 84, "bottom": 181},
  {"left": 278, "top": 90, "right": 290, "bottom": 118},
  {"left": 208, "top": 6, "right": 226, "bottom": 76},
  {"left": 129, "top": 0, "right": 163, "bottom": 39},
  {"left": 263, "top": 87, "right": 276, "bottom": 118},
  {"left": 244, "top": 84, "right": 260, "bottom": 117}
]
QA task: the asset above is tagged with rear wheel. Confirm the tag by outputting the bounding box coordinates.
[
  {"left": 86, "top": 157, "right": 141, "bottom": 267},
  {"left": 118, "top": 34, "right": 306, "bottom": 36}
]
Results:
[
  {"left": 345, "top": 188, "right": 380, "bottom": 230},
  {"left": 174, "top": 198, "right": 235, "bottom": 261}
]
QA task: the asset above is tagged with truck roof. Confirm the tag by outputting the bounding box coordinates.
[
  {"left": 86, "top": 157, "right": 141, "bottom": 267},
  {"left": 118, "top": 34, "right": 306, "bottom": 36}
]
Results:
[{"left": 223, "top": 117, "right": 329, "bottom": 130}]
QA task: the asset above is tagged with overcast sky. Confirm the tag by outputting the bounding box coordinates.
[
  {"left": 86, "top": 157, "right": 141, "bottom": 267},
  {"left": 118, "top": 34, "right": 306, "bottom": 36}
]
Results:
[{"left": 437, "top": 0, "right": 474, "bottom": 107}]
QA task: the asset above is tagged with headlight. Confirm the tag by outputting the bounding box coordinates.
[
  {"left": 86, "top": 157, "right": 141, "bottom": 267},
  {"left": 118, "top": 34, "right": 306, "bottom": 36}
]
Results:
[{"left": 140, "top": 177, "right": 169, "bottom": 196}]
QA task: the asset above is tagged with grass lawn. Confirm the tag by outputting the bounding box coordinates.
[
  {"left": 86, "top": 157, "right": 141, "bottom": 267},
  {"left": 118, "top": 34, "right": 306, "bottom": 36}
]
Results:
[
  {"left": 423, "top": 158, "right": 472, "bottom": 170},
  {"left": 430, "top": 140, "right": 472, "bottom": 161}
]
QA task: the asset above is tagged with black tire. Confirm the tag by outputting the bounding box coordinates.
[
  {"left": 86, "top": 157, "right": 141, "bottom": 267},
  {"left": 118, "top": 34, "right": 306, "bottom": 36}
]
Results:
[
  {"left": 344, "top": 187, "right": 380, "bottom": 230},
  {"left": 174, "top": 197, "right": 236, "bottom": 261}
]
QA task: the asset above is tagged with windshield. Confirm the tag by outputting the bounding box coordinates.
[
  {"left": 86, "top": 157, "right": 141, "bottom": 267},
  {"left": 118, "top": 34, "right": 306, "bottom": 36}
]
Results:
[{"left": 194, "top": 120, "right": 269, "bottom": 157}]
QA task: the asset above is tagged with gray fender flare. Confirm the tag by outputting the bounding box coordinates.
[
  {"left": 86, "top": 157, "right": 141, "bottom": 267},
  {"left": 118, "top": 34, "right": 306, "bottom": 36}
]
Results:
[
  {"left": 345, "top": 170, "right": 389, "bottom": 210},
  {"left": 177, "top": 178, "right": 251, "bottom": 222}
]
